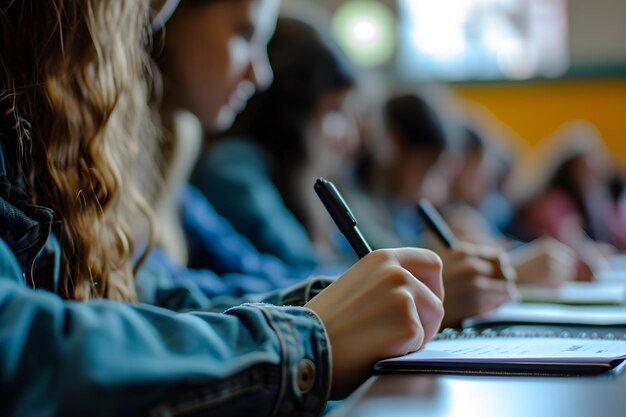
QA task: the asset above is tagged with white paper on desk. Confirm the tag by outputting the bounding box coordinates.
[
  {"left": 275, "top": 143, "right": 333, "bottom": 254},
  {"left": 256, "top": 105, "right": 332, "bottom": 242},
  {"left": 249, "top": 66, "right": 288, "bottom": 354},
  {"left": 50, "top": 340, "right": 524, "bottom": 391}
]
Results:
[
  {"left": 596, "top": 269, "right": 626, "bottom": 282},
  {"left": 595, "top": 254, "right": 626, "bottom": 281},
  {"left": 518, "top": 282, "right": 626, "bottom": 305},
  {"left": 463, "top": 303, "right": 626, "bottom": 328},
  {"left": 608, "top": 255, "right": 626, "bottom": 271},
  {"left": 377, "top": 337, "right": 626, "bottom": 364}
]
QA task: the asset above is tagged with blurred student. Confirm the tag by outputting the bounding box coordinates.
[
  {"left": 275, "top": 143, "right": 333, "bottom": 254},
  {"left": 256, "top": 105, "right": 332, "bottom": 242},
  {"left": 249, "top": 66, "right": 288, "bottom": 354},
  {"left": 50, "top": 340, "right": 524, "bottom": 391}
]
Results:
[
  {"left": 150, "top": 0, "right": 314, "bottom": 294},
  {"left": 0, "top": 1, "right": 445, "bottom": 415},
  {"left": 350, "top": 93, "right": 450, "bottom": 249},
  {"left": 445, "top": 124, "right": 514, "bottom": 241},
  {"left": 191, "top": 17, "right": 361, "bottom": 266},
  {"left": 444, "top": 123, "right": 578, "bottom": 288},
  {"left": 350, "top": 92, "right": 518, "bottom": 327},
  {"left": 514, "top": 122, "right": 626, "bottom": 277}
]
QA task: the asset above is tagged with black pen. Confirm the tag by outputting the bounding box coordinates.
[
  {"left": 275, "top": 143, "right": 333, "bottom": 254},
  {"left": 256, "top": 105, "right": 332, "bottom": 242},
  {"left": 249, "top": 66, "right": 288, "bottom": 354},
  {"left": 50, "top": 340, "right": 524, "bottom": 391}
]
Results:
[
  {"left": 416, "top": 198, "right": 457, "bottom": 249},
  {"left": 417, "top": 199, "right": 514, "bottom": 280},
  {"left": 314, "top": 177, "right": 372, "bottom": 259}
]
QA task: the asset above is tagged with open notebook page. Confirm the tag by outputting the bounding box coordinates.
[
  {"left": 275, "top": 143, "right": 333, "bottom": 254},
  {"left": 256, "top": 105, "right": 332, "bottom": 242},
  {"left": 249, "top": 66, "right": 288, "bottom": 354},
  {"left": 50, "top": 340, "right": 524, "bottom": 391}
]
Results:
[{"left": 374, "top": 337, "right": 626, "bottom": 375}]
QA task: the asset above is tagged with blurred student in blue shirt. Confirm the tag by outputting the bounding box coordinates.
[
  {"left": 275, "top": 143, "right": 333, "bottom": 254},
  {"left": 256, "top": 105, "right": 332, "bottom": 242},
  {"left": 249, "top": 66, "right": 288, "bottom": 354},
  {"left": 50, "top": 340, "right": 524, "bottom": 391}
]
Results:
[{"left": 191, "top": 16, "right": 361, "bottom": 267}]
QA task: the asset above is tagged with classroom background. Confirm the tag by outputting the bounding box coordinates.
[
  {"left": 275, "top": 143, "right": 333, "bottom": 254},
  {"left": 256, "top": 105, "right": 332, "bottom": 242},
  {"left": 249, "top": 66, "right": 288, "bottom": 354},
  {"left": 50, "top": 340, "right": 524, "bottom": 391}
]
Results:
[{"left": 284, "top": 0, "right": 626, "bottom": 160}]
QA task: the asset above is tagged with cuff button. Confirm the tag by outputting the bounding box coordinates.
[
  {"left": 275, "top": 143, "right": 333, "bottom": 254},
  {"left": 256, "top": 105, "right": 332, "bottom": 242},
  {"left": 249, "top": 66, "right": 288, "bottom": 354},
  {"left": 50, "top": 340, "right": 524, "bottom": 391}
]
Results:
[{"left": 297, "top": 359, "right": 316, "bottom": 394}]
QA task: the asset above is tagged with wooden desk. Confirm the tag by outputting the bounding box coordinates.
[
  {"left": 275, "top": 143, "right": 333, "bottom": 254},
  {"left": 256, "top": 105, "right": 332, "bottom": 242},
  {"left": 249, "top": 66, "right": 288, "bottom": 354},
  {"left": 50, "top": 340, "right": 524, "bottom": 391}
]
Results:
[{"left": 333, "top": 371, "right": 626, "bottom": 417}]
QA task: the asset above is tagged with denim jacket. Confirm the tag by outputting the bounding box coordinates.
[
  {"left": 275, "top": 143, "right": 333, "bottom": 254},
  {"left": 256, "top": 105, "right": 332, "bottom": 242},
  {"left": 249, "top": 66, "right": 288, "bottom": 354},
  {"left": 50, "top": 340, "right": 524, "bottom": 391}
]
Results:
[{"left": 0, "top": 137, "right": 332, "bottom": 416}]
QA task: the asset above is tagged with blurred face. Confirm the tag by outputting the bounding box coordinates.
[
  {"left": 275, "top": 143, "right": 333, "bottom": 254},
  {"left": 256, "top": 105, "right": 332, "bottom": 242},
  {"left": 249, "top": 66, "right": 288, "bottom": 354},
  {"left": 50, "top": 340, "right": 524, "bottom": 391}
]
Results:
[
  {"left": 163, "top": 0, "right": 279, "bottom": 131},
  {"left": 383, "top": 128, "right": 446, "bottom": 205},
  {"left": 452, "top": 151, "right": 501, "bottom": 206},
  {"left": 421, "top": 151, "right": 456, "bottom": 206},
  {"left": 306, "top": 88, "right": 361, "bottom": 177},
  {"left": 395, "top": 149, "right": 444, "bottom": 205}
]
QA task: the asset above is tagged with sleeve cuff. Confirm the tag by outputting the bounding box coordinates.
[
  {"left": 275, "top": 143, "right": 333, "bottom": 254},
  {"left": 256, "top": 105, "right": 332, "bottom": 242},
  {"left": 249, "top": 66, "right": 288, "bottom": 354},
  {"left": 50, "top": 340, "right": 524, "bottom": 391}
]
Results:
[
  {"left": 279, "top": 277, "right": 335, "bottom": 306},
  {"left": 242, "top": 304, "right": 332, "bottom": 416}
]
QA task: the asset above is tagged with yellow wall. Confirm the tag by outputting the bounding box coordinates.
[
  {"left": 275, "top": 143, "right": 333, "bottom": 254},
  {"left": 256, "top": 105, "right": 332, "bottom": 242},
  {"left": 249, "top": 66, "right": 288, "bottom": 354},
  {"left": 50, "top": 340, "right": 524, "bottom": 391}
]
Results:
[{"left": 454, "top": 79, "right": 626, "bottom": 159}]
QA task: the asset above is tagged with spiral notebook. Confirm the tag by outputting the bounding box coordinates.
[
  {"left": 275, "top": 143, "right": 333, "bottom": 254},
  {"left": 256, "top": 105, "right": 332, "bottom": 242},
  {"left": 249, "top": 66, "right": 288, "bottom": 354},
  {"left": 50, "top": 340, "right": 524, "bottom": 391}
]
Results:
[{"left": 373, "top": 330, "right": 626, "bottom": 376}]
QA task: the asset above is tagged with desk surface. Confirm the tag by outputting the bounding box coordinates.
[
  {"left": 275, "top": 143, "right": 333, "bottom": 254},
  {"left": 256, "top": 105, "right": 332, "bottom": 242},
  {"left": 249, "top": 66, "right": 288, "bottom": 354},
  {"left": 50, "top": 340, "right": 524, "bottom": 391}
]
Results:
[
  {"left": 332, "top": 320, "right": 626, "bottom": 416},
  {"left": 334, "top": 371, "right": 626, "bottom": 417}
]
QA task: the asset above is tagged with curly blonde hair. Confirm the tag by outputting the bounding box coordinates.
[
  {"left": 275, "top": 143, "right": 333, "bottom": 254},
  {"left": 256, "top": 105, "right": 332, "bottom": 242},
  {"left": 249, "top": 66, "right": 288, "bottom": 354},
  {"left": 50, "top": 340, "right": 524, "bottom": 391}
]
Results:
[{"left": 0, "top": 0, "right": 160, "bottom": 301}]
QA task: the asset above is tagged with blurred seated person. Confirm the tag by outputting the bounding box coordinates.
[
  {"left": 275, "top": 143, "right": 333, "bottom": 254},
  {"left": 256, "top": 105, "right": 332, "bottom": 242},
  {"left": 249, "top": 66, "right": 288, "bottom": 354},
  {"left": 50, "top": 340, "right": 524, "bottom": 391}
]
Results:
[
  {"left": 443, "top": 124, "right": 514, "bottom": 243},
  {"left": 349, "top": 92, "right": 520, "bottom": 327},
  {"left": 513, "top": 122, "right": 626, "bottom": 278},
  {"left": 440, "top": 118, "right": 578, "bottom": 288},
  {"left": 349, "top": 92, "right": 452, "bottom": 250},
  {"left": 355, "top": 91, "right": 576, "bottom": 294},
  {"left": 191, "top": 17, "right": 361, "bottom": 267},
  {"left": 148, "top": 3, "right": 321, "bottom": 296}
]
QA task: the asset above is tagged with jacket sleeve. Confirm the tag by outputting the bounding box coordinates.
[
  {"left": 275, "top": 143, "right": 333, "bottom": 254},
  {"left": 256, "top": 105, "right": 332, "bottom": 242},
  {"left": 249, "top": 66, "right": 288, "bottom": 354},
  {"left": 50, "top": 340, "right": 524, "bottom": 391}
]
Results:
[
  {"left": 181, "top": 185, "right": 312, "bottom": 283},
  {"left": 191, "top": 140, "right": 319, "bottom": 268},
  {"left": 0, "top": 239, "right": 331, "bottom": 417}
]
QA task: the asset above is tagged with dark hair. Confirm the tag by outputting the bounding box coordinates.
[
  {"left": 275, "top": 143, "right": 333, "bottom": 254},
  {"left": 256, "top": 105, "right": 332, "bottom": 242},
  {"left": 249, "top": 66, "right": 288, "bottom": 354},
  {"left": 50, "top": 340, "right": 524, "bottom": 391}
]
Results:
[
  {"left": 545, "top": 150, "right": 613, "bottom": 241},
  {"left": 608, "top": 173, "right": 625, "bottom": 201},
  {"left": 215, "top": 16, "right": 356, "bottom": 232},
  {"left": 460, "top": 124, "right": 513, "bottom": 191},
  {"left": 383, "top": 93, "right": 448, "bottom": 150},
  {"left": 223, "top": 17, "right": 357, "bottom": 164},
  {"left": 546, "top": 153, "right": 589, "bottom": 232}
]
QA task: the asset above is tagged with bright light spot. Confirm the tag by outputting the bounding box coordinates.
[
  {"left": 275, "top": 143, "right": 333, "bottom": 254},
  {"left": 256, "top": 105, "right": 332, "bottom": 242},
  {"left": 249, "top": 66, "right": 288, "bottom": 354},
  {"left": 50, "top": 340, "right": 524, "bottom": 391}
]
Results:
[
  {"left": 332, "top": 0, "right": 396, "bottom": 67},
  {"left": 352, "top": 19, "right": 378, "bottom": 44},
  {"left": 408, "top": 0, "right": 474, "bottom": 59}
]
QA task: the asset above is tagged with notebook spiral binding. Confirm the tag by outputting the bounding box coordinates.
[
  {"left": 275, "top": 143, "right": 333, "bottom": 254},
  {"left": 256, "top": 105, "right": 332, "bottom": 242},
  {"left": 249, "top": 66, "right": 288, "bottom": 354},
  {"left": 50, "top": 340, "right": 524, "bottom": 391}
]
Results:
[{"left": 438, "top": 328, "right": 626, "bottom": 341}]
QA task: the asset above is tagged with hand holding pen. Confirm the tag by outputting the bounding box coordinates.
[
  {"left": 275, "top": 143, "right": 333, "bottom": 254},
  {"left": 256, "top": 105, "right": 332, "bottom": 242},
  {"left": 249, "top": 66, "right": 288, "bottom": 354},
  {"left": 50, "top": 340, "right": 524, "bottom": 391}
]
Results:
[
  {"left": 306, "top": 178, "right": 444, "bottom": 396},
  {"left": 417, "top": 198, "right": 518, "bottom": 327},
  {"left": 417, "top": 199, "right": 515, "bottom": 282}
]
